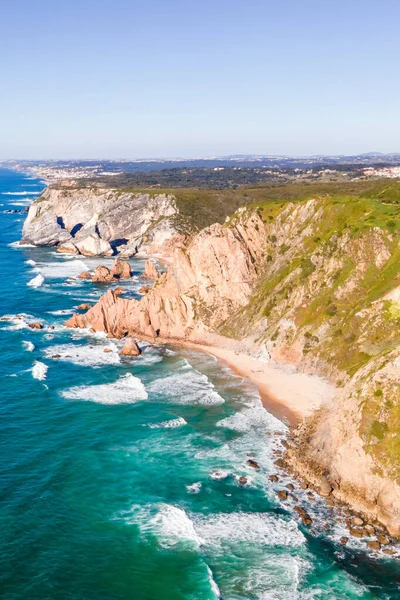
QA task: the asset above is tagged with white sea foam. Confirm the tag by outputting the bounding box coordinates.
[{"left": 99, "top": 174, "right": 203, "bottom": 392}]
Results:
[
  {"left": 25, "top": 259, "right": 36, "bottom": 266},
  {"left": 217, "top": 404, "right": 285, "bottom": 434},
  {"left": 210, "top": 470, "right": 230, "bottom": 480},
  {"left": 148, "top": 417, "right": 187, "bottom": 429},
  {"left": 48, "top": 309, "right": 74, "bottom": 316},
  {"left": 9, "top": 241, "right": 35, "bottom": 248},
  {"left": 38, "top": 259, "right": 88, "bottom": 279},
  {"left": 186, "top": 482, "right": 202, "bottom": 494},
  {"left": 62, "top": 373, "right": 148, "bottom": 404},
  {"left": 31, "top": 361, "right": 48, "bottom": 381},
  {"left": 23, "top": 341, "right": 35, "bottom": 352},
  {"left": 27, "top": 273, "right": 45, "bottom": 288},
  {"left": 44, "top": 343, "right": 120, "bottom": 366},
  {"left": 124, "top": 504, "right": 204, "bottom": 548},
  {"left": 147, "top": 362, "right": 225, "bottom": 406},
  {"left": 206, "top": 566, "right": 221, "bottom": 599},
  {"left": 0, "top": 313, "right": 36, "bottom": 331},
  {"left": 150, "top": 504, "right": 204, "bottom": 548},
  {"left": 193, "top": 512, "right": 305, "bottom": 549}
]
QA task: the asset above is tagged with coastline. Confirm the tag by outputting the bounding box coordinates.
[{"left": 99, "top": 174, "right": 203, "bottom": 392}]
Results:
[
  {"left": 121, "top": 330, "right": 336, "bottom": 427},
  {"left": 188, "top": 343, "right": 336, "bottom": 426}
]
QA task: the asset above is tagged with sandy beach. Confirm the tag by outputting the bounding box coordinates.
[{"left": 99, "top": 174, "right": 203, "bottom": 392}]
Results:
[{"left": 187, "top": 343, "right": 337, "bottom": 425}]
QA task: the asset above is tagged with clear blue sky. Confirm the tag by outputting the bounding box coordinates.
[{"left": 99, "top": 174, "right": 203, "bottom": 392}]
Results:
[{"left": 1, "top": 0, "right": 399, "bottom": 159}]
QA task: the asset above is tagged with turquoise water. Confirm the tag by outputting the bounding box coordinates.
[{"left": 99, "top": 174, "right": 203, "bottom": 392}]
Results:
[{"left": 1, "top": 168, "right": 400, "bottom": 599}]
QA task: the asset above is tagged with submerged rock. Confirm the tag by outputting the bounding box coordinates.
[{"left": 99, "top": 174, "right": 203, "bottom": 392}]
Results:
[{"left": 247, "top": 459, "right": 260, "bottom": 470}]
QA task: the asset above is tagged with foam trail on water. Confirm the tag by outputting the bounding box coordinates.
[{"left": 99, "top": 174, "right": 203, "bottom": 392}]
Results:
[
  {"left": 27, "top": 273, "right": 45, "bottom": 288},
  {"left": 2, "top": 191, "right": 39, "bottom": 195},
  {"left": 206, "top": 566, "right": 221, "bottom": 599},
  {"left": 148, "top": 417, "right": 187, "bottom": 429},
  {"left": 62, "top": 373, "right": 148, "bottom": 404},
  {"left": 31, "top": 361, "right": 48, "bottom": 381},
  {"left": 186, "top": 482, "right": 202, "bottom": 494}
]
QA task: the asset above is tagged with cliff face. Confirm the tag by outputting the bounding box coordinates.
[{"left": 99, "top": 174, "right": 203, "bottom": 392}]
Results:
[
  {"left": 66, "top": 208, "right": 267, "bottom": 339},
  {"left": 21, "top": 186, "right": 185, "bottom": 257},
  {"left": 65, "top": 191, "right": 400, "bottom": 533}
]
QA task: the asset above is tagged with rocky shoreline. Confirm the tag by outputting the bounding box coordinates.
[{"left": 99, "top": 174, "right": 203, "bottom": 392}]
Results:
[
  {"left": 56, "top": 256, "right": 399, "bottom": 557},
  {"left": 20, "top": 183, "right": 400, "bottom": 543}
]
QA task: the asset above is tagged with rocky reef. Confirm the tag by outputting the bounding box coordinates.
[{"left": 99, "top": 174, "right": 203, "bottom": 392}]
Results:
[{"left": 62, "top": 188, "right": 400, "bottom": 535}]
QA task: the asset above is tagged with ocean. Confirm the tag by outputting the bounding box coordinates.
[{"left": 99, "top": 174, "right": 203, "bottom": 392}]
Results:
[{"left": 1, "top": 167, "right": 400, "bottom": 599}]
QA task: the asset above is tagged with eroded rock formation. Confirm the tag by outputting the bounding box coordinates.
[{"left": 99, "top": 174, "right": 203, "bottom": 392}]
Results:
[
  {"left": 21, "top": 186, "right": 182, "bottom": 257},
  {"left": 142, "top": 259, "right": 161, "bottom": 280}
]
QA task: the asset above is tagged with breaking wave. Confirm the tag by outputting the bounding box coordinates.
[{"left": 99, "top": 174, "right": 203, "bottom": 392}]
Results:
[
  {"left": 23, "top": 341, "right": 35, "bottom": 352},
  {"left": 62, "top": 373, "right": 148, "bottom": 404},
  {"left": 27, "top": 273, "right": 45, "bottom": 288},
  {"left": 147, "top": 362, "right": 225, "bottom": 406},
  {"left": 31, "top": 361, "right": 48, "bottom": 381},
  {"left": 44, "top": 343, "right": 121, "bottom": 366}
]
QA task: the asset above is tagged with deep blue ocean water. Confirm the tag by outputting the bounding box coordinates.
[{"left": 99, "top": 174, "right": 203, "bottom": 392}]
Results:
[{"left": 1, "top": 167, "right": 400, "bottom": 599}]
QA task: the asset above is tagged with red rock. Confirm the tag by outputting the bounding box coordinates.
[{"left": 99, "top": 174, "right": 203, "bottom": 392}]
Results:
[
  {"left": 92, "top": 265, "right": 113, "bottom": 282},
  {"left": 110, "top": 259, "right": 132, "bottom": 279},
  {"left": 78, "top": 303, "right": 92, "bottom": 311},
  {"left": 120, "top": 338, "right": 141, "bottom": 356},
  {"left": 377, "top": 535, "right": 391, "bottom": 545},
  {"left": 143, "top": 259, "right": 161, "bottom": 280},
  {"left": 367, "top": 540, "right": 381, "bottom": 550},
  {"left": 78, "top": 271, "right": 92, "bottom": 279},
  {"left": 28, "top": 322, "right": 43, "bottom": 329}
]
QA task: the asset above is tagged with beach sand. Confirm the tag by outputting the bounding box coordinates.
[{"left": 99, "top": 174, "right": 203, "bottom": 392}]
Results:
[{"left": 185, "top": 343, "right": 336, "bottom": 425}]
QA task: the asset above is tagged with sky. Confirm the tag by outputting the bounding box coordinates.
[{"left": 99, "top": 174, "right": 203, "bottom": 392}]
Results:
[{"left": 1, "top": 0, "right": 399, "bottom": 159}]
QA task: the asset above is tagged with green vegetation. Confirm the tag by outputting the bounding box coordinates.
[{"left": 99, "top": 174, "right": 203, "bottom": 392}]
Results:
[{"left": 216, "top": 180, "right": 400, "bottom": 476}]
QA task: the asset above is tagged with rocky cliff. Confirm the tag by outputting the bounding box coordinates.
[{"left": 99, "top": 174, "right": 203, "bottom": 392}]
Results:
[
  {"left": 21, "top": 185, "right": 186, "bottom": 257},
  {"left": 64, "top": 188, "right": 400, "bottom": 534}
]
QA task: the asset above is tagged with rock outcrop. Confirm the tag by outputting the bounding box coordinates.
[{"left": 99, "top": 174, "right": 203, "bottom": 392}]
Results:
[
  {"left": 21, "top": 186, "right": 182, "bottom": 256},
  {"left": 120, "top": 338, "right": 141, "bottom": 356},
  {"left": 79, "top": 259, "right": 133, "bottom": 283},
  {"left": 142, "top": 259, "right": 161, "bottom": 280},
  {"left": 65, "top": 209, "right": 267, "bottom": 340}
]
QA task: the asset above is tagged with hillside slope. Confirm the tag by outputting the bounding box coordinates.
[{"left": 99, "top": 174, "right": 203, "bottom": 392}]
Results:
[{"left": 65, "top": 184, "right": 400, "bottom": 533}]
